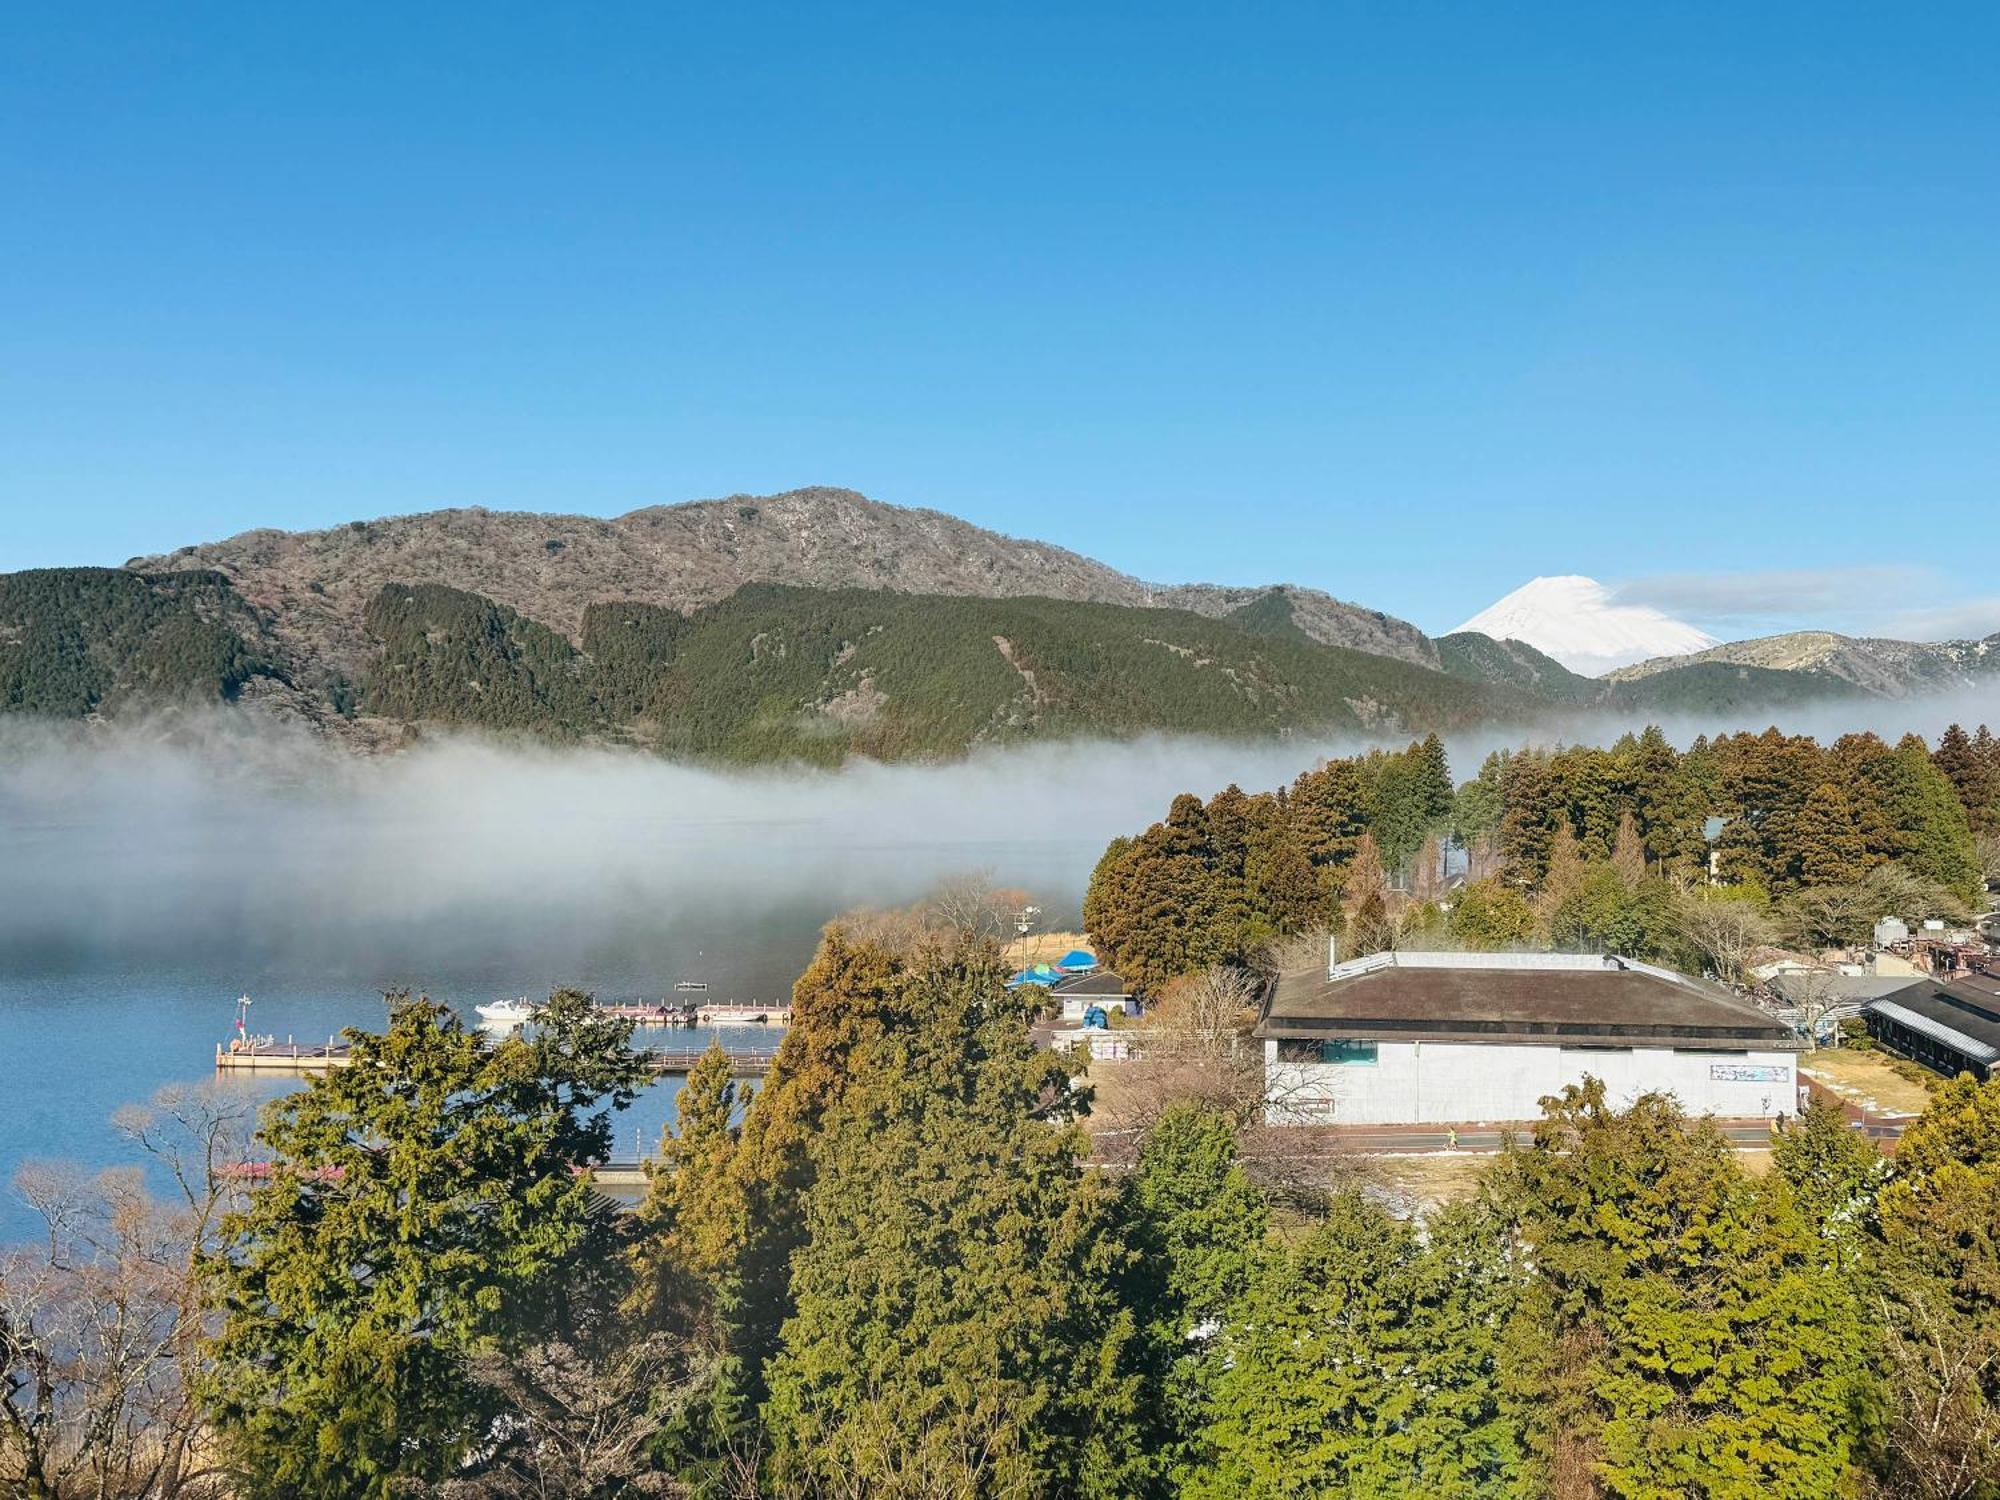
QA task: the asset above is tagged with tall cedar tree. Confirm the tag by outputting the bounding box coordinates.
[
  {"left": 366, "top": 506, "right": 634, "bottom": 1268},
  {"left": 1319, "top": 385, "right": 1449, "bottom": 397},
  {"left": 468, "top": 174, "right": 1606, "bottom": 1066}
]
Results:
[
  {"left": 1190, "top": 1192, "right": 1521, "bottom": 1498},
  {"left": 1867, "top": 1074, "right": 2000, "bottom": 1496},
  {"left": 199, "top": 991, "right": 648, "bottom": 1500},
  {"left": 720, "top": 931, "right": 916, "bottom": 1399},
  {"left": 1498, "top": 1080, "right": 1862, "bottom": 1499},
  {"left": 630, "top": 1041, "right": 757, "bottom": 1474},
  {"left": 760, "top": 942, "right": 1143, "bottom": 1499},
  {"left": 1935, "top": 723, "right": 1999, "bottom": 836},
  {"left": 1771, "top": 1093, "right": 1888, "bottom": 1271},
  {"left": 1122, "top": 1104, "right": 1270, "bottom": 1489}
]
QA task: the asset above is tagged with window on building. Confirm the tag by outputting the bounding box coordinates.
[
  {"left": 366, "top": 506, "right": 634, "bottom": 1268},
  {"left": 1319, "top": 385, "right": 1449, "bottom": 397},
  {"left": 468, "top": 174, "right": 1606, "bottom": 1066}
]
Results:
[
  {"left": 1321, "top": 1039, "right": 1377, "bottom": 1065},
  {"left": 1277, "top": 1039, "right": 1378, "bottom": 1065}
]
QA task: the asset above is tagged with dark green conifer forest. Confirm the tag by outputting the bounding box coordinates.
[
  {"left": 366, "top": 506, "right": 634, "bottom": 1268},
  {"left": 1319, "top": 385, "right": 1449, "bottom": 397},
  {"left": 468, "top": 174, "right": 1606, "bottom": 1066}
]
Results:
[{"left": 1085, "top": 723, "right": 1997, "bottom": 987}]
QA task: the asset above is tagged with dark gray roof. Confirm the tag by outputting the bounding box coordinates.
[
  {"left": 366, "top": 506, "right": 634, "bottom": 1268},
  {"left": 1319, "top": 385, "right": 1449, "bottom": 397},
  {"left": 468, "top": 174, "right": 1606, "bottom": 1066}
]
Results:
[
  {"left": 1766, "top": 973, "right": 1927, "bottom": 1007},
  {"left": 1261, "top": 951, "right": 1798, "bottom": 1052},
  {"left": 1053, "top": 970, "right": 1128, "bottom": 997},
  {"left": 1863, "top": 977, "right": 2000, "bottom": 1064}
]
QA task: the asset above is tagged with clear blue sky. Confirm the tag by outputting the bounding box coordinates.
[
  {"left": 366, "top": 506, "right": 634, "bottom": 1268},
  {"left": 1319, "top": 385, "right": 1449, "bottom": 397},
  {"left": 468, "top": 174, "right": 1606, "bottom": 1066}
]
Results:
[{"left": 3, "top": 2, "right": 1996, "bottom": 639}]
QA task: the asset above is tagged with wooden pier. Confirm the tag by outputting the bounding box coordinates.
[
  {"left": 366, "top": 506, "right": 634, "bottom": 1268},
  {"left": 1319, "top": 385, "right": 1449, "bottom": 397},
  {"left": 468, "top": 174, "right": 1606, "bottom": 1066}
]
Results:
[
  {"left": 215, "top": 1039, "right": 353, "bottom": 1072},
  {"left": 216, "top": 1039, "right": 782, "bottom": 1078}
]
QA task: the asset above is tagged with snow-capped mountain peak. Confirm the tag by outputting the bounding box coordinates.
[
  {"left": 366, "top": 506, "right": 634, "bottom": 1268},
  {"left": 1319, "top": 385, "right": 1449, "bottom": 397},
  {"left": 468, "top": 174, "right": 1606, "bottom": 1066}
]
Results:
[{"left": 1451, "top": 575, "right": 1719, "bottom": 677}]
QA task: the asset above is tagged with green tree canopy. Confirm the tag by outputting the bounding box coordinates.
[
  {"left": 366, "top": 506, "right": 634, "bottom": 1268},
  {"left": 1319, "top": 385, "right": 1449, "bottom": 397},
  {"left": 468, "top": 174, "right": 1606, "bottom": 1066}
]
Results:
[{"left": 200, "top": 992, "right": 648, "bottom": 1500}]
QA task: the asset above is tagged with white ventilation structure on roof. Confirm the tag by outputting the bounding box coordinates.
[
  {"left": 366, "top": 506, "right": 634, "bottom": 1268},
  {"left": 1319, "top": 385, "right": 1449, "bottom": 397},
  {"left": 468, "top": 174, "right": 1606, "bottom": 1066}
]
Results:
[{"left": 1323, "top": 949, "right": 1701, "bottom": 988}]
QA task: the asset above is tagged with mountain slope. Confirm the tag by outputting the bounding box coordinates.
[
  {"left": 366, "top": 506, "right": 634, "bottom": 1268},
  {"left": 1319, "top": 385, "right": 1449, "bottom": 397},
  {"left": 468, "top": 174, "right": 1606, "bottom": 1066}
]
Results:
[
  {"left": 1605, "top": 630, "right": 2000, "bottom": 697},
  {"left": 132, "top": 487, "right": 1440, "bottom": 684},
  {"left": 1433, "top": 631, "right": 1599, "bottom": 704},
  {"left": 353, "top": 580, "right": 1527, "bottom": 762},
  {"left": 340, "top": 580, "right": 1528, "bottom": 764},
  {"left": 1453, "top": 575, "right": 1719, "bottom": 676},
  {"left": 0, "top": 567, "right": 288, "bottom": 716}
]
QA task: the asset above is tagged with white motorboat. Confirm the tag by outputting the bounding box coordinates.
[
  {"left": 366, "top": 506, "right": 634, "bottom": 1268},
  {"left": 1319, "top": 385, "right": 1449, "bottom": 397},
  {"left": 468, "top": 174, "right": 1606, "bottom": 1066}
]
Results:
[{"left": 475, "top": 997, "right": 538, "bottom": 1025}]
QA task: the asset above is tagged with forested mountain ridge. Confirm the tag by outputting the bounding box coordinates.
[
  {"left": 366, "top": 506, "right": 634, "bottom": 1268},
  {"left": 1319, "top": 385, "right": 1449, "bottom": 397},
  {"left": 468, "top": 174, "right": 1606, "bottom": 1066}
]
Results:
[
  {"left": 0, "top": 567, "right": 294, "bottom": 716},
  {"left": 358, "top": 580, "right": 1529, "bottom": 762},
  {"left": 42, "top": 484, "right": 1989, "bottom": 734},
  {"left": 0, "top": 560, "right": 1950, "bottom": 763}
]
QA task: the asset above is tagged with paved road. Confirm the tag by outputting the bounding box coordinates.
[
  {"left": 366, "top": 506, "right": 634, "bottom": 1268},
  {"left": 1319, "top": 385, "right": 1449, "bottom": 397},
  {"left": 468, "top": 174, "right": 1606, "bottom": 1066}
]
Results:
[{"left": 1323, "top": 1120, "right": 1801, "bottom": 1154}]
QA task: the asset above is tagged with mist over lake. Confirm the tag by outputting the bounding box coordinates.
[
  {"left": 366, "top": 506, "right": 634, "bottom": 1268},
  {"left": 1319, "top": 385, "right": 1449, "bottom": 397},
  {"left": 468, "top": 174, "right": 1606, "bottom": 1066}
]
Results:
[{"left": 2, "top": 688, "right": 1996, "bottom": 1239}]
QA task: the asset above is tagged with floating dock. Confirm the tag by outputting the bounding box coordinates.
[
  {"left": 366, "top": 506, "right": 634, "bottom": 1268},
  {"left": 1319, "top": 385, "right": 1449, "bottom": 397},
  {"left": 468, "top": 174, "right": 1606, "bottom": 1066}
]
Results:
[
  {"left": 216, "top": 1038, "right": 781, "bottom": 1077},
  {"left": 215, "top": 1039, "right": 353, "bottom": 1072}
]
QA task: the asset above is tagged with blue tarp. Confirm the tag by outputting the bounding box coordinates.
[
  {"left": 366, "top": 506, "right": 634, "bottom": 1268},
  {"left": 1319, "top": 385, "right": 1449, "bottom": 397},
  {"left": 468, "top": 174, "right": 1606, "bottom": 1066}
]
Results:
[
  {"left": 1056, "top": 949, "right": 1098, "bottom": 972},
  {"left": 1005, "top": 963, "right": 1065, "bottom": 989}
]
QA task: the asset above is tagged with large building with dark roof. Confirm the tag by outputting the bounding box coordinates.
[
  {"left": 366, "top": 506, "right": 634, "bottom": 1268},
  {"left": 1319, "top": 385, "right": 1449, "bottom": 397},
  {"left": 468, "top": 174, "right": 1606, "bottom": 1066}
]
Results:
[
  {"left": 1259, "top": 949, "right": 1802, "bottom": 1126},
  {"left": 1861, "top": 969, "right": 2000, "bottom": 1082}
]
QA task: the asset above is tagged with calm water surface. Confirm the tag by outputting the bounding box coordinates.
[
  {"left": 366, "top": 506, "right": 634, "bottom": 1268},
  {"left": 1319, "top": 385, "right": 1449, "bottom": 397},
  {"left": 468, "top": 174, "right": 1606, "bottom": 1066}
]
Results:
[{"left": 0, "top": 940, "right": 816, "bottom": 1242}]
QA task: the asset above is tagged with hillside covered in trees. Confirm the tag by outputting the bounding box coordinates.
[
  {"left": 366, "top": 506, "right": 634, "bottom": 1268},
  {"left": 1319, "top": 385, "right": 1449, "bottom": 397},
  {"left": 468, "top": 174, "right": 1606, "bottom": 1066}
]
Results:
[
  {"left": 1, "top": 559, "right": 1947, "bottom": 763},
  {"left": 0, "top": 568, "right": 288, "bottom": 717},
  {"left": 1085, "top": 723, "right": 2000, "bottom": 992},
  {"left": 9, "top": 927, "right": 2000, "bottom": 1497}
]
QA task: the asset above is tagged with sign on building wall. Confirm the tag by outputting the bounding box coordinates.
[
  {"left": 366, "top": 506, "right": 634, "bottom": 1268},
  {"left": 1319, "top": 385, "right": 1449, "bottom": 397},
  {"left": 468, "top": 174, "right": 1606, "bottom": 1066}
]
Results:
[{"left": 1709, "top": 1063, "right": 1789, "bottom": 1083}]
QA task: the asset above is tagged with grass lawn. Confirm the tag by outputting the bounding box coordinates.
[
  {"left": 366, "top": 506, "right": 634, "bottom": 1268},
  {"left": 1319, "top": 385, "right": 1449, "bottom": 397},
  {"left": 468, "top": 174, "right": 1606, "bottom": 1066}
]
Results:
[
  {"left": 1010, "top": 929, "right": 1092, "bottom": 967},
  {"left": 1801, "top": 1047, "right": 1936, "bottom": 1117}
]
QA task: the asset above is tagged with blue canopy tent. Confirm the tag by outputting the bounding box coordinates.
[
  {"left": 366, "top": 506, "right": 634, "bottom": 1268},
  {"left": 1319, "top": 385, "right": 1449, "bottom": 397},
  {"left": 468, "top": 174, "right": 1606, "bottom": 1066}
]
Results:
[{"left": 1056, "top": 949, "right": 1099, "bottom": 972}]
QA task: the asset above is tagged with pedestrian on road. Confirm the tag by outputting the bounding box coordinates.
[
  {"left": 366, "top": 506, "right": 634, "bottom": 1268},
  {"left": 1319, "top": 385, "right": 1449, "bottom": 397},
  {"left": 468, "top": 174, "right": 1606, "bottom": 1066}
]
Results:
[{"left": 1446, "top": 1126, "right": 1458, "bottom": 1150}]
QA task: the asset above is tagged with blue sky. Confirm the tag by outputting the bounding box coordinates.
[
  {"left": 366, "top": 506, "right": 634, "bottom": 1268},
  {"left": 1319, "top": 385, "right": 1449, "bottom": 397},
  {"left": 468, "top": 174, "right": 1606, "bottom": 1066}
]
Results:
[{"left": 3, "top": 2, "right": 1996, "bottom": 639}]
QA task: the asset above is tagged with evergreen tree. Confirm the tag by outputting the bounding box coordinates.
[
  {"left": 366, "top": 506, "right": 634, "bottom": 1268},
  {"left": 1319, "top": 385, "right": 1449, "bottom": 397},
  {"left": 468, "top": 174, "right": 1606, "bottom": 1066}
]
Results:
[
  {"left": 1395, "top": 1200, "right": 1524, "bottom": 1497},
  {"left": 760, "top": 950, "right": 1143, "bottom": 1499},
  {"left": 200, "top": 993, "right": 649, "bottom": 1499},
  {"left": 1288, "top": 758, "right": 1369, "bottom": 875},
  {"left": 1771, "top": 1093, "right": 1888, "bottom": 1270},
  {"left": 1244, "top": 819, "right": 1334, "bottom": 936},
  {"left": 1498, "top": 753, "right": 1561, "bottom": 883},
  {"left": 1711, "top": 728, "right": 1822, "bottom": 891},
  {"left": 631, "top": 1042, "right": 755, "bottom": 1470},
  {"left": 1416, "top": 731, "right": 1455, "bottom": 826},
  {"left": 1500, "top": 1081, "right": 1863, "bottom": 1499},
  {"left": 1794, "top": 781, "right": 1870, "bottom": 890},
  {"left": 1105, "top": 795, "right": 1236, "bottom": 991},
  {"left": 1936, "top": 723, "right": 1999, "bottom": 836},
  {"left": 724, "top": 931, "right": 925, "bottom": 1397},
  {"left": 1881, "top": 734, "right": 1985, "bottom": 901},
  {"left": 1451, "top": 751, "right": 1508, "bottom": 858},
  {"left": 1867, "top": 1075, "right": 2000, "bottom": 1496},
  {"left": 1629, "top": 725, "right": 1706, "bottom": 873},
  {"left": 1449, "top": 878, "right": 1535, "bottom": 949},
  {"left": 1123, "top": 1105, "right": 1270, "bottom": 1488},
  {"left": 1191, "top": 1193, "right": 1520, "bottom": 1498},
  {"left": 1188, "top": 1194, "right": 1416, "bottom": 1499}
]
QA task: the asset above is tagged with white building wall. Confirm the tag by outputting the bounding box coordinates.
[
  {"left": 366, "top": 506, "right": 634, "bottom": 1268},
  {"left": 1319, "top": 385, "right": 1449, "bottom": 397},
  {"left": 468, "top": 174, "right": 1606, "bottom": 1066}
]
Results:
[{"left": 1265, "top": 1038, "right": 1797, "bottom": 1125}]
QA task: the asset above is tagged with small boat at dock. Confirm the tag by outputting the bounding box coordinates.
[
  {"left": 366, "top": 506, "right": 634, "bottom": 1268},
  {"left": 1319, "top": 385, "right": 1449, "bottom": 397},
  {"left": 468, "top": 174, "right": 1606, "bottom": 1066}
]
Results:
[
  {"left": 475, "top": 997, "right": 538, "bottom": 1025},
  {"left": 696, "top": 1002, "right": 790, "bottom": 1026}
]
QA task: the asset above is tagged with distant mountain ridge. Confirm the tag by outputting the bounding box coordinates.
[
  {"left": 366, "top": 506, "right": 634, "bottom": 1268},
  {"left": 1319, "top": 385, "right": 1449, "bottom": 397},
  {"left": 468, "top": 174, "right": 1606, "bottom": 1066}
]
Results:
[
  {"left": 131, "top": 486, "right": 1439, "bottom": 679},
  {"left": 1605, "top": 630, "right": 2000, "bottom": 697},
  {"left": 0, "top": 485, "right": 1988, "bottom": 759}
]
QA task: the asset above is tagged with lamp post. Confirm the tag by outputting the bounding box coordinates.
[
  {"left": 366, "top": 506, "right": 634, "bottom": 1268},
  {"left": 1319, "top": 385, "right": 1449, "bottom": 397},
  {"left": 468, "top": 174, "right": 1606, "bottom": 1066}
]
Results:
[{"left": 1013, "top": 904, "right": 1041, "bottom": 969}]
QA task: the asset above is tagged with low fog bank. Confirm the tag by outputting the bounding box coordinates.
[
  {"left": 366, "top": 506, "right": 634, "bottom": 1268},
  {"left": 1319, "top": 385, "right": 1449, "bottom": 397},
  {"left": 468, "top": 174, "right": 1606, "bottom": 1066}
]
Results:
[{"left": 3, "top": 686, "right": 1996, "bottom": 984}]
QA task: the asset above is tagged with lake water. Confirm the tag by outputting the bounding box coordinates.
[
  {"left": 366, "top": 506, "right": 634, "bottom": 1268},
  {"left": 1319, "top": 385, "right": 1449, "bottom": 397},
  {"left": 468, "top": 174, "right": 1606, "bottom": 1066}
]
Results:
[
  {"left": 0, "top": 946, "right": 816, "bottom": 1243},
  {"left": 0, "top": 721, "right": 1393, "bottom": 1243}
]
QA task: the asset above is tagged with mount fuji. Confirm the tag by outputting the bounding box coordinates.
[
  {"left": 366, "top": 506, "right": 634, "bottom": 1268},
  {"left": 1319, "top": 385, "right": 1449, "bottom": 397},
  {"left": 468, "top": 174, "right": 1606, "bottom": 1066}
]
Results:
[{"left": 1451, "top": 576, "right": 1720, "bottom": 678}]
